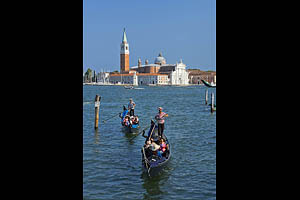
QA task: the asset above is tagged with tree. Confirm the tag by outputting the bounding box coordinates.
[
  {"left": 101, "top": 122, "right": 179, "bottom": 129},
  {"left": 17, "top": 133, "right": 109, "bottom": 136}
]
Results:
[
  {"left": 84, "top": 68, "right": 93, "bottom": 82},
  {"left": 85, "top": 68, "right": 93, "bottom": 77},
  {"left": 110, "top": 70, "right": 119, "bottom": 74}
]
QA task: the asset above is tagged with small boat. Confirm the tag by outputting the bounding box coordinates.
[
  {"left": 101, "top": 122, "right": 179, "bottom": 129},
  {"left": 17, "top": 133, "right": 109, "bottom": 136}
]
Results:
[
  {"left": 201, "top": 80, "right": 216, "bottom": 88},
  {"left": 124, "top": 86, "right": 134, "bottom": 89},
  {"left": 141, "top": 125, "right": 171, "bottom": 176},
  {"left": 119, "top": 109, "right": 140, "bottom": 133},
  {"left": 122, "top": 123, "right": 139, "bottom": 134}
]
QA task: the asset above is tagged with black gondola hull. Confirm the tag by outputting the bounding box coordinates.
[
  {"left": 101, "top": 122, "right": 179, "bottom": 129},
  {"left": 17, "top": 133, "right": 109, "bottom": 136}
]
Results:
[
  {"left": 141, "top": 133, "right": 171, "bottom": 177},
  {"left": 122, "top": 124, "right": 139, "bottom": 134},
  {"left": 142, "top": 155, "right": 171, "bottom": 176}
]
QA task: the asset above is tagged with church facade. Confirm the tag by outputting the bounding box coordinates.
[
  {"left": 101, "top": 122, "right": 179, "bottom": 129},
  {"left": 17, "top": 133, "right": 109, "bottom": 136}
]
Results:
[{"left": 109, "top": 29, "right": 189, "bottom": 85}]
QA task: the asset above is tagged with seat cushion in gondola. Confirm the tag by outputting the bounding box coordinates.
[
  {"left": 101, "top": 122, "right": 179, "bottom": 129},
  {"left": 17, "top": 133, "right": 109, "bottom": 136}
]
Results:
[{"left": 131, "top": 124, "right": 139, "bottom": 129}]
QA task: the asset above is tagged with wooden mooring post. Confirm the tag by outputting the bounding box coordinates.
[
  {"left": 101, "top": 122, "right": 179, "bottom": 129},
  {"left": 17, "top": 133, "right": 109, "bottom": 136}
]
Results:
[
  {"left": 94, "top": 95, "right": 101, "bottom": 129},
  {"left": 205, "top": 89, "right": 208, "bottom": 105},
  {"left": 210, "top": 92, "right": 215, "bottom": 113}
]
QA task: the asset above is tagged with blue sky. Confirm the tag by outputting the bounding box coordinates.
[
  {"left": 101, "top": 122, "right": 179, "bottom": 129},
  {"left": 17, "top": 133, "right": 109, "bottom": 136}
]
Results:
[{"left": 83, "top": 0, "right": 216, "bottom": 72}]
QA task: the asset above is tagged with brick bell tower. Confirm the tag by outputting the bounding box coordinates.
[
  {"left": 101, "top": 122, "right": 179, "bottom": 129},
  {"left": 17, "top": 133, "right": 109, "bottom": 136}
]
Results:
[{"left": 120, "top": 28, "right": 129, "bottom": 73}]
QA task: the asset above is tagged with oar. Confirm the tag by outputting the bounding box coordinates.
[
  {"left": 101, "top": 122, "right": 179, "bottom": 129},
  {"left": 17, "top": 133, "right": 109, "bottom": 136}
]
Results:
[
  {"left": 102, "top": 113, "right": 121, "bottom": 124},
  {"left": 148, "top": 122, "right": 156, "bottom": 140},
  {"left": 129, "top": 120, "right": 156, "bottom": 142}
]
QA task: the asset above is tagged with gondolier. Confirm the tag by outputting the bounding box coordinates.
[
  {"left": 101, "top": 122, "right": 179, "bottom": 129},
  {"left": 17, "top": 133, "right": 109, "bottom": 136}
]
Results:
[
  {"left": 128, "top": 98, "right": 136, "bottom": 116},
  {"left": 155, "top": 107, "right": 168, "bottom": 137}
]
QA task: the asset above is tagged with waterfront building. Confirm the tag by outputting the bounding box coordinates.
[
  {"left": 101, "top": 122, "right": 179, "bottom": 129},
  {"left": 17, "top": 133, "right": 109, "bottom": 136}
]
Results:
[
  {"left": 188, "top": 69, "right": 216, "bottom": 85},
  {"left": 130, "top": 55, "right": 189, "bottom": 85},
  {"left": 108, "top": 29, "right": 189, "bottom": 85},
  {"left": 96, "top": 72, "right": 110, "bottom": 83},
  {"left": 109, "top": 71, "right": 169, "bottom": 85}
]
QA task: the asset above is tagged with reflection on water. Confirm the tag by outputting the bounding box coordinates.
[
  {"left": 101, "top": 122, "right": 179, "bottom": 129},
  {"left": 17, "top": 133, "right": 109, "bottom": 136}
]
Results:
[
  {"left": 141, "top": 159, "right": 173, "bottom": 200},
  {"left": 141, "top": 168, "right": 170, "bottom": 200},
  {"left": 94, "top": 129, "right": 99, "bottom": 145}
]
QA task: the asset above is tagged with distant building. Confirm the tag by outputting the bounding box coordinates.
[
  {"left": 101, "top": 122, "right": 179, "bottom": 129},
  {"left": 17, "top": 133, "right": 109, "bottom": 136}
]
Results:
[
  {"left": 188, "top": 69, "right": 216, "bottom": 85},
  {"left": 96, "top": 72, "right": 110, "bottom": 83},
  {"left": 120, "top": 28, "right": 130, "bottom": 73},
  {"left": 109, "top": 29, "right": 189, "bottom": 85},
  {"left": 109, "top": 72, "right": 169, "bottom": 85}
]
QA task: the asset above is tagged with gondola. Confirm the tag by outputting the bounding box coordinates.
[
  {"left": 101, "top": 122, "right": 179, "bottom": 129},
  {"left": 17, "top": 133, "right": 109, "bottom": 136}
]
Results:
[
  {"left": 201, "top": 80, "right": 216, "bottom": 88},
  {"left": 119, "top": 109, "right": 140, "bottom": 134},
  {"left": 124, "top": 86, "right": 134, "bottom": 89},
  {"left": 141, "top": 125, "right": 171, "bottom": 176},
  {"left": 122, "top": 121, "right": 139, "bottom": 134}
]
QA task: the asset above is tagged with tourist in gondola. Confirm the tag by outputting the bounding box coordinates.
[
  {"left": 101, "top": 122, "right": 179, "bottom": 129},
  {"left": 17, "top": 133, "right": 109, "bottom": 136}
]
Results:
[
  {"left": 123, "top": 115, "right": 130, "bottom": 126},
  {"left": 157, "top": 138, "right": 167, "bottom": 158},
  {"left": 155, "top": 107, "right": 168, "bottom": 137},
  {"left": 143, "top": 140, "right": 153, "bottom": 158},
  {"left": 147, "top": 138, "right": 160, "bottom": 153},
  {"left": 132, "top": 115, "right": 139, "bottom": 125},
  {"left": 128, "top": 98, "right": 136, "bottom": 116}
]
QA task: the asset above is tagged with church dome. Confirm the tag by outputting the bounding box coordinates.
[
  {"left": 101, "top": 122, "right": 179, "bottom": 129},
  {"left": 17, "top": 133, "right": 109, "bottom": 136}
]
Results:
[{"left": 154, "top": 52, "right": 166, "bottom": 65}]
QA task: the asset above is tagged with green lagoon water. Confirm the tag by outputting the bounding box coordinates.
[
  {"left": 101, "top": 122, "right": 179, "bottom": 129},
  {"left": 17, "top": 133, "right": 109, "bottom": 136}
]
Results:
[{"left": 83, "top": 85, "right": 216, "bottom": 200}]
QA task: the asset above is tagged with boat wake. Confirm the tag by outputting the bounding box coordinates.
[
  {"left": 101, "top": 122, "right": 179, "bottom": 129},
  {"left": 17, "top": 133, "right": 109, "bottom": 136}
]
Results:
[{"left": 83, "top": 101, "right": 93, "bottom": 105}]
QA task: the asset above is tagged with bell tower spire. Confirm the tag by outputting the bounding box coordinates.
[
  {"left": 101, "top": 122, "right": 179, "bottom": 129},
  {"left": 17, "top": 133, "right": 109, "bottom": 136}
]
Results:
[
  {"left": 120, "top": 28, "right": 129, "bottom": 73},
  {"left": 122, "top": 28, "right": 128, "bottom": 44}
]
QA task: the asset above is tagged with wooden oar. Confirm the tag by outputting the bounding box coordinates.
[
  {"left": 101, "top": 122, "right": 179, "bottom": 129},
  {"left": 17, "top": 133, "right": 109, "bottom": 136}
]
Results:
[
  {"left": 148, "top": 122, "right": 156, "bottom": 140},
  {"left": 129, "top": 120, "right": 156, "bottom": 142},
  {"left": 102, "top": 113, "right": 121, "bottom": 124}
]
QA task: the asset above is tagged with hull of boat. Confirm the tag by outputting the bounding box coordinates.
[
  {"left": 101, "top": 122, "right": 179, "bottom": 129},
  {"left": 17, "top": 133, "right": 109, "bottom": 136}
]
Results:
[
  {"left": 122, "top": 124, "right": 139, "bottom": 133},
  {"left": 141, "top": 134, "right": 171, "bottom": 177},
  {"left": 201, "top": 80, "right": 216, "bottom": 88},
  {"left": 142, "top": 154, "right": 171, "bottom": 176}
]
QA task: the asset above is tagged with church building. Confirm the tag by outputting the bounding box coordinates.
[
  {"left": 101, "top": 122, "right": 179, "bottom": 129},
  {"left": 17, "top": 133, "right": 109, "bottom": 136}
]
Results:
[{"left": 109, "top": 29, "right": 189, "bottom": 85}]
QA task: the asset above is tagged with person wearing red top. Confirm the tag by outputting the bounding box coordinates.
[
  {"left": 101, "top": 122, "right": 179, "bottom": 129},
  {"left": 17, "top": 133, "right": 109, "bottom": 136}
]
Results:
[
  {"left": 157, "top": 138, "right": 167, "bottom": 158},
  {"left": 155, "top": 107, "right": 168, "bottom": 137}
]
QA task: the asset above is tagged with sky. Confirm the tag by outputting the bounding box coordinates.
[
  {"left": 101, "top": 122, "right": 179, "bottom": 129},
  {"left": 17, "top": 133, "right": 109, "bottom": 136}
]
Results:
[{"left": 83, "top": 0, "right": 216, "bottom": 72}]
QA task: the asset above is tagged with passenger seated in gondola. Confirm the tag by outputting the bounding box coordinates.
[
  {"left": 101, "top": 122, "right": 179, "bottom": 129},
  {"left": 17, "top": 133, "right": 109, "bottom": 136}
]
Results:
[
  {"left": 130, "top": 116, "right": 134, "bottom": 124},
  {"left": 144, "top": 138, "right": 159, "bottom": 151},
  {"left": 132, "top": 116, "right": 139, "bottom": 125},
  {"left": 123, "top": 116, "right": 130, "bottom": 126},
  {"left": 144, "top": 140, "right": 151, "bottom": 148},
  {"left": 143, "top": 140, "right": 153, "bottom": 158},
  {"left": 157, "top": 138, "right": 167, "bottom": 158},
  {"left": 149, "top": 138, "right": 160, "bottom": 155}
]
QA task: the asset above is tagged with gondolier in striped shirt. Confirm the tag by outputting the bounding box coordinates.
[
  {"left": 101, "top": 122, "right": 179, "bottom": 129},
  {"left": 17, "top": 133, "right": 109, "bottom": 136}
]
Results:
[
  {"left": 155, "top": 107, "right": 168, "bottom": 137},
  {"left": 128, "top": 98, "right": 136, "bottom": 116}
]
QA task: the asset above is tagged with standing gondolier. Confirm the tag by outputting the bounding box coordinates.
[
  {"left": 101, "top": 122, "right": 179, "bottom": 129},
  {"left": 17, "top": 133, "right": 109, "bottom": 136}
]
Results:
[
  {"left": 155, "top": 107, "right": 168, "bottom": 137},
  {"left": 128, "top": 98, "right": 136, "bottom": 116}
]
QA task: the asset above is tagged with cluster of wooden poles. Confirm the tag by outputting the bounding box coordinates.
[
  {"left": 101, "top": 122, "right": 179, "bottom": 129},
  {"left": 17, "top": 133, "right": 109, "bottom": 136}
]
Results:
[{"left": 205, "top": 89, "right": 216, "bottom": 113}]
